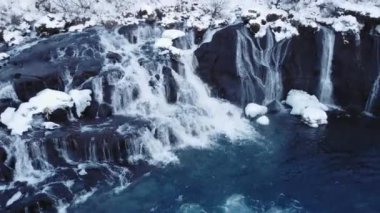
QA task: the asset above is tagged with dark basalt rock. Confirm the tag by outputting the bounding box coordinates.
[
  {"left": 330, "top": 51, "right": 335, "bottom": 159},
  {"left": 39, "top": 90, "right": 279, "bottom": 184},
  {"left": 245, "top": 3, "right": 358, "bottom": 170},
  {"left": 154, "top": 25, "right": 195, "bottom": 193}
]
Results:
[
  {"left": 106, "top": 51, "right": 122, "bottom": 63},
  {"left": 6, "top": 193, "right": 56, "bottom": 212},
  {"left": 0, "top": 28, "right": 103, "bottom": 101},
  {"left": 48, "top": 108, "right": 71, "bottom": 123},
  {"left": 0, "top": 146, "right": 7, "bottom": 163},
  {"left": 162, "top": 66, "right": 178, "bottom": 104},
  {"left": 332, "top": 32, "right": 379, "bottom": 115},
  {"left": 282, "top": 26, "right": 320, "bottom": 95},
  {"left": 118, "top": 24, "right": 138, "bottom": 44},
  {"left": 266, "top": 13, "right": 281, "bottom": 22},
  {"left": 249, "top": 23, "right": 261, "bottom": 34},
  {"left": 0, "top": 163, "right": 13, "bottom": 182},
  {"left": 196, "top": 23, "right": 380, "bottom": 115},
  {"left": 0, "top": 98, "right": 19, "bottom": 114},
  {"left": 266, "top": 100, "right": 285, "bottom": 114},
  {"left": 98, "top": 103, "right": 113, "bottom": 118},
  {"left": 195, "top": 24, "right": 242, "bottom": 105}
]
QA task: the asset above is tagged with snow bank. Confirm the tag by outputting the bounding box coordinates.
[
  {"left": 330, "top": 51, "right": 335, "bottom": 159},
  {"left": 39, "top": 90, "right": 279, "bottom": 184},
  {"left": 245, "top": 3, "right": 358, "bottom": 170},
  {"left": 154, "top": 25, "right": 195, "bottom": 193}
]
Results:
[
  {"left": 245, "top": 103, "right": 268, "bottom": 118},
  {"left": 285, "top": 90, "right": 328, "bottom": 128},
  {"left": 0, "top": 0, "right": 378, "bottom": 46},
  {"left": 0, "top": 89, "right": 92, "bottom": 135},
  {"left": 256, "top": 116, "right": 270, "bottom": 125}
]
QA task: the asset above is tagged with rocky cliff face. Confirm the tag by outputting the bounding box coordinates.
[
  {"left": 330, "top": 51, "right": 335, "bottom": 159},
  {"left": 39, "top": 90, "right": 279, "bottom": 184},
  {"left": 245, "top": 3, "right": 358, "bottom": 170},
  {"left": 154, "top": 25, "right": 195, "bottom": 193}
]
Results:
[{"left": 196, "top": 21, "right": 380, "bottom": 116}]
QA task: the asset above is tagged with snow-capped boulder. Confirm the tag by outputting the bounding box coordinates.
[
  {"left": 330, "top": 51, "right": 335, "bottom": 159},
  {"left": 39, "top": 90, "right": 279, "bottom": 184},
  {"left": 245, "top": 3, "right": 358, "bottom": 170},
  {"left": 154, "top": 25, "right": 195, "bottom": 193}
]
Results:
[
  {"left": 0, "top": 89, "right": 92, "bottom": 135},
  {"left": 245, "top": 103, "right": 268, "bottom": 118},
  {"left": 256, "top": 115, "right": 270, "bottom": 126},
  {"left": 162, "top": 29, "right": 186, "bottom": 40},
  {"left": 69, "top": 89, "right": 92, "bottom": 117},
  {"left": 332, "top": 15, "right": 363, "bottom": 34},
  {"left": 285, "top": 90, "right": 328, "bottom": 115},
  {"left": 155, "top": 30, "right": 186, "bottom": 55},
  {"left": 35, "top": 14, "right": 67, "bottom": 36},
  {"left": 301, "top": 107, "right": 328, "bottom": 128},
  {"left": 285, "top": 90, "right": 328, "bottom": 128}
]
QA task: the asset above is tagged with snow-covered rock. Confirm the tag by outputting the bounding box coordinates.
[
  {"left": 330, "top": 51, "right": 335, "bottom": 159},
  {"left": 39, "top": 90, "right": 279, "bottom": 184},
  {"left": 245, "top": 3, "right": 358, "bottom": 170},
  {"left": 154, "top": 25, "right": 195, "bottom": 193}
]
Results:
[
  {"left": 256, "top": 116, "right": 270, "bottom": 126},
  {"left": 2, "top": 29, "right": 25, "bottom": 46},
  {"left": 285, "top": 90, "right": 329, "bottom": 128},
  {"left": 162, "top": 29, "right": 186, "bottom": 40},
  {"left": 332, "top": 15, "right": 363, "bottom": 34},
  {"left": 245, "top": 103, "right": 268, "bottom": 118},
  {"left": 43, "top": 122, "right": 61, "bottom": 130},
  {"left": 0, "top": 52, "right": 9, "bottom": 61},
  {"left": 0, "top": 89, "right": 92, "bottom": 135},
  {"left": 155, "top": 30, "right": 184, "bottom": 55},
  {"left": 301, "top": 107, "right": 328, "bottom": 128},
  {"left": 285, "top": 90, "right": 328, "bottom": 115},
  {"left": 69, "top": 89, "right": 92, "bottom": 117}
]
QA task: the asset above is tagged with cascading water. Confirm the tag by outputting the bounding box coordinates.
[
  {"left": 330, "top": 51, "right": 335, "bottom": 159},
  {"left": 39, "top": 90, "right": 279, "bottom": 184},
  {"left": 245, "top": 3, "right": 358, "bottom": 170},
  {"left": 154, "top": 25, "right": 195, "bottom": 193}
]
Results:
[
  {"left": 235, "top": 26, "right": 290, "bottom": 106},
  {"left": 0, "top": 24, "right": 253, "bottom": 211},
  {"left": 95, "top": 25, "right": 252, "bottom": 164},
  {"left": 365, "top": 36, "right": 380, "bottom": 114},
  {"left": 318, "top": 27, "right": 336, "bottom": 105}
]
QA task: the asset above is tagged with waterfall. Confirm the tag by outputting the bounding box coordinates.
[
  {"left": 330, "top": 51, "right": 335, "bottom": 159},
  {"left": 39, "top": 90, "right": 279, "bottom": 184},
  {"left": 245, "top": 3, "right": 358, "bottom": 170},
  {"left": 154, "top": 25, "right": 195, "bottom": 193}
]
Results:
[
  {"left": 0, "top": 24, "right": 255, "bottom": 210},
  {"left": 318, "top": 27, "right": 336, "bottom": 105},
  {"left": 235, "top": 26, "right": 290, "bottom": 106},
  {"left": 365, "top": 36, "right": 380, "bottom": 114},
  {"left": 96, "top": 25, "right": 252, "bottom": 164}
]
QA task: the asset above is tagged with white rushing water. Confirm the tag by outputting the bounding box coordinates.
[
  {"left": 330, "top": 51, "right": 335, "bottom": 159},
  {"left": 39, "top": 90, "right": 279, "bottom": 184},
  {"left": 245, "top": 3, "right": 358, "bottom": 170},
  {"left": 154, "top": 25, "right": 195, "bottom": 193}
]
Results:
[
  {"left": 365, "top": 36, "right": 380, "bottom": 114},
  {"left": 236, "top": 26, "right": 290, "bottom": 105},
  {"left": 318, "top": 27, "right": 336, "bottom": 106},
  {"left": 95, "top": 25, "right": 253, "bottom": 165},
  {"left": 0, "top": 24, "right": 255, "bottom": 211}
]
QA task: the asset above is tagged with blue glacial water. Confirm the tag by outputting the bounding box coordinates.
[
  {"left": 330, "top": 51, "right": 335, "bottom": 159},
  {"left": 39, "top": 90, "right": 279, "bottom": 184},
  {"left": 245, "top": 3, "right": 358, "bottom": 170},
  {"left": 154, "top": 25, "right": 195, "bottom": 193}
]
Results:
[{"left": 72, "top": 113, "right": 380, "bottom": 213}]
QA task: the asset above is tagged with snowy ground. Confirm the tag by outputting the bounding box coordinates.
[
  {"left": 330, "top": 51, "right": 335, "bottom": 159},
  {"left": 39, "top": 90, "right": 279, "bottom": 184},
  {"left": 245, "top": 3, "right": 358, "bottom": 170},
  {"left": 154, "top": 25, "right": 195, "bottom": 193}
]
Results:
[{"left": 0, "top": 0, "right": 379, "bottom": 47}]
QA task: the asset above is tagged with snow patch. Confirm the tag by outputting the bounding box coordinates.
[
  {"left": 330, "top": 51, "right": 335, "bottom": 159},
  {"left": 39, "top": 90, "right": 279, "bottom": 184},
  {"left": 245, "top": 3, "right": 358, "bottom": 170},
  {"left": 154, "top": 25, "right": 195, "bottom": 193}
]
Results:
[{"left": 245, "top": 103, "right": 268, "bottom": 118}]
